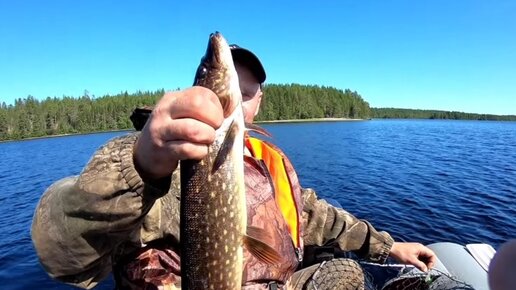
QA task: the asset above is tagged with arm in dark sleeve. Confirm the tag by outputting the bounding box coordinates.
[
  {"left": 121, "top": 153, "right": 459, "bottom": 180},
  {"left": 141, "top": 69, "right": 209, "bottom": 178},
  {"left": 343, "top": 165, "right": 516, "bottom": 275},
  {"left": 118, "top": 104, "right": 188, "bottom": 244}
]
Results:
[
  {"left": 301, "top": 188, "right": 393, "bottom": 263},
  {"left": 31, "top": 133, "right": 172, "bottom": 289}
]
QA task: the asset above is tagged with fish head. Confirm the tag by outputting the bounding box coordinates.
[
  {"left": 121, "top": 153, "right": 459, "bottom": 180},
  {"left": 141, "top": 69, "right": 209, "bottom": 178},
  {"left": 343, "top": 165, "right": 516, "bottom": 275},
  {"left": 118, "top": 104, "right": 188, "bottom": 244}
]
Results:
[{"left": 194, "top": 32, "right": 241, "bottom": 117}]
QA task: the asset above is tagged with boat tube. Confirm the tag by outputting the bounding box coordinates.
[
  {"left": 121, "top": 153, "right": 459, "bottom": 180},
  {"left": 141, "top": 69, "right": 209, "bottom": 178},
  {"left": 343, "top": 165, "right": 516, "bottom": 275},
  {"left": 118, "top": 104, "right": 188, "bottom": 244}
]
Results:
[
  {"left": 363, "top": 242, "right": 496, "bottom": 290},
  {"left": 320, "top": 198, "right": 497, "bottom": 289}
]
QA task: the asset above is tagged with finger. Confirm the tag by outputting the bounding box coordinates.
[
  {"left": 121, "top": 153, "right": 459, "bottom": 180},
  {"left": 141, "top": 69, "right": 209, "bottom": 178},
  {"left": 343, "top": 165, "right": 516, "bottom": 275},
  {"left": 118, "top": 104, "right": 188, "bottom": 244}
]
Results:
[
  {"left": 412, "top": 258, "right": 428, "bottom": 272},
  {"left": 190, "top": 85, "right": 221, "bottom": 108},
  {"left": 425, "top": 253, "right": 437, "bottom": 270},
  {"left": 419, "top": 247, "right": 437, "bottom": 269},
  {"left": 133, "top": 136, "right": 180, "bottom": 180},
  {"left": 163, "top": 140, "right": 209, "bottom": 161},
  {"left": 160, "top": 87, "right": 223, "bottom": 129},
  {"left": 159, "top": 118, "right": 216, "bottom": 144},
  {"left": 135, "top": 140, "right": 209, "bottom": 179},
  {"left": 427, "top": 260, "right": 435, "bottom": 270}
]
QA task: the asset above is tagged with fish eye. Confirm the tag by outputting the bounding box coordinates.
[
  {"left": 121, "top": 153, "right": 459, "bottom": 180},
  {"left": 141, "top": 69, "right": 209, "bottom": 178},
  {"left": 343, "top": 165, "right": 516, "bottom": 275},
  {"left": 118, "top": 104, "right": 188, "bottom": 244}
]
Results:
[{"left": 197, "top": 66, "right": 208, "bottom": 79}]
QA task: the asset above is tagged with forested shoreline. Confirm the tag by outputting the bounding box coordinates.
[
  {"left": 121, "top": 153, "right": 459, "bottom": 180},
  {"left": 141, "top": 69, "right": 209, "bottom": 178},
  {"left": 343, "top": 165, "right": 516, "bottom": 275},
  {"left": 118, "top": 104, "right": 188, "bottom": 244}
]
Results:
[
  {"left": 0, "top": 84, "right": 370, "bottom": 141},
  {"left": 372, "top": 108, "right": 516, "bottom": 121},
  {"left": 1, "top": 83, "right": 515, "bottom": 141}
]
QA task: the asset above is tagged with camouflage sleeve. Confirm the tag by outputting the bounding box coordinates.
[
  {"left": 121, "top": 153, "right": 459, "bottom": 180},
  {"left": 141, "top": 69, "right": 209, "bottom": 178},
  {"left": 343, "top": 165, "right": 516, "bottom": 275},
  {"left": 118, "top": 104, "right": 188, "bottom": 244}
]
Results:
[
  {"left": 301, "top": 188, "right": 394, "bottom": 263},
  {"left": 31, "top": 132, "right": 171, "bottom": 289}
]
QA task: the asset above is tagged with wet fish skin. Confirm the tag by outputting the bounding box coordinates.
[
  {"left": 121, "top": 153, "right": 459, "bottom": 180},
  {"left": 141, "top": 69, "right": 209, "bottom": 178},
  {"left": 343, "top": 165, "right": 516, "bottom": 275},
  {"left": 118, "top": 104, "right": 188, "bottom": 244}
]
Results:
[
  {"left": 179, "top": 32, "right": 247, "bottom": 290},
  {"left": 180, "top": 32, "right": 280, "bottom": 290}
]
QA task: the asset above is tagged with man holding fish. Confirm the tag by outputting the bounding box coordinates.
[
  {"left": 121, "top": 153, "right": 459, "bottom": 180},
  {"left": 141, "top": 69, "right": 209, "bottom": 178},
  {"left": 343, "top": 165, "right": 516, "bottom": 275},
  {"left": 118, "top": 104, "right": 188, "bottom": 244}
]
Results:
[{"left": 32, "top": 32, "right": 436, "bottom": 289}]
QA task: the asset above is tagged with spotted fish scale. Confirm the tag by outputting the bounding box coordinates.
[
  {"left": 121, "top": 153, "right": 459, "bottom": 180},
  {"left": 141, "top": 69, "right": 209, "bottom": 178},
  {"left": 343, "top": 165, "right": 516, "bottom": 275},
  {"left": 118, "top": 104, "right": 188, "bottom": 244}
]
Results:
[{"left": 180, "top": 32, "right": 248, "bottom": 290}]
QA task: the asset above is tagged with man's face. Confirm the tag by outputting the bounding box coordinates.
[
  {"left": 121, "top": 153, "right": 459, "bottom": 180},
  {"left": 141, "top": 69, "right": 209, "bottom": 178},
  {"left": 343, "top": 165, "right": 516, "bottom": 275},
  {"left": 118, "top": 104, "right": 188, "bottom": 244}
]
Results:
[{"left": 235, "top": 61, "right": 263, "bottom": 123}]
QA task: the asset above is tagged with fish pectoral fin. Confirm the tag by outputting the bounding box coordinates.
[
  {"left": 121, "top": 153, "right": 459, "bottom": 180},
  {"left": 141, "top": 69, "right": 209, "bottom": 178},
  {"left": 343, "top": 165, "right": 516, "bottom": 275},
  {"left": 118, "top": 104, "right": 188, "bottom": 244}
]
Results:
[
  {"left": 212, "top": 118, "right": 238, "bottom": 173},
  {"left": 245, "top": 123, "right": 272, "bottom": 138},
  {"left": 243, "top": 227, "right": 282, "bottom": 265}
]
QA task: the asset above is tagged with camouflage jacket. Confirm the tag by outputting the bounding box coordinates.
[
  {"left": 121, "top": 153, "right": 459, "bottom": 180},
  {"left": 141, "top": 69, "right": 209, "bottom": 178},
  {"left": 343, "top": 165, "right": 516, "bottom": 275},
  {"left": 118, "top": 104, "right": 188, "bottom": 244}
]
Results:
[{"left": 31, "top": 133, "right": 393, "bottom": 289}]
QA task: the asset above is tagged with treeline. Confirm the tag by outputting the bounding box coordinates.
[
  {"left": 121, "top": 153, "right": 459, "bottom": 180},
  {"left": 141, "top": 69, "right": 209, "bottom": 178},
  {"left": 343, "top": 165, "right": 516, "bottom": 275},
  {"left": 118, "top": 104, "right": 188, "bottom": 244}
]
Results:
[
  {"left": 0, "top": 84, "right": 371, "bottom": 141},
  {"left": 372, "top": 108, "right": 516, "bottom": 121},
  {"left": 0, "top": 90, "right": 164, "bottom": 141},
  {"left": 257, "top": 84, "right": 370, "bottom": 121},
  {"left": 3, "top": 84, "right": 514, "bottom": 141}
]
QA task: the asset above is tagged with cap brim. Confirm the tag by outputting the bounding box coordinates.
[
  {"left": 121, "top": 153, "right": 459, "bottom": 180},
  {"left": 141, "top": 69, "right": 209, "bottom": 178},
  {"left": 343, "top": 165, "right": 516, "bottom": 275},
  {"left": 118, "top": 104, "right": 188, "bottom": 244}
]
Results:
[{"left": 230, "top": 45, "right": 266, "bottom": 83}]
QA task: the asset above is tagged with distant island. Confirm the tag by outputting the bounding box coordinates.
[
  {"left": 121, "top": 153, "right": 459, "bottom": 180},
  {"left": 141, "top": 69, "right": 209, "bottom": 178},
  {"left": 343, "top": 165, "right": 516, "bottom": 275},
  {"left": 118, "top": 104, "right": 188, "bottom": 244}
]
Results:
[
  {"left": 371, "top": 107, "right": 516, "bottom": 122},
  {"left": 1, "top": 83, "right": 515, "bottom": 141}
]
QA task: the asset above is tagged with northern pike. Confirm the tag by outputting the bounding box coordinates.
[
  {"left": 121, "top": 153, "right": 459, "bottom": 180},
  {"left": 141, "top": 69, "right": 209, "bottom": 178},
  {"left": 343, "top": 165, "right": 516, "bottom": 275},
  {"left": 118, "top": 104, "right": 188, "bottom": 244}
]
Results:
[{"left": 180, "top": 32, "right": 280, "bottom": 290}]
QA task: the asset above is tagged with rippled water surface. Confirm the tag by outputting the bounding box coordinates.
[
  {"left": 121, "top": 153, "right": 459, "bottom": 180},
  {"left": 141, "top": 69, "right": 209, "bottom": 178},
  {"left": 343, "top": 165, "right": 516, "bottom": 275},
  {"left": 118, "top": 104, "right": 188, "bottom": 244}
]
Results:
[{"left": 0, "top": 120, "right": 514, "bottom": 289}]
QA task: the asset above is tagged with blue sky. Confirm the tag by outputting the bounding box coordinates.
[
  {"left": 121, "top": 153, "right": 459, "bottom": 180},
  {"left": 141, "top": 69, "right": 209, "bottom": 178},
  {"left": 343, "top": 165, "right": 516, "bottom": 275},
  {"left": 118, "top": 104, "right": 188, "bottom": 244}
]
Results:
[{"left": 1, "top": 0, "right": 515, "bottom": 115}]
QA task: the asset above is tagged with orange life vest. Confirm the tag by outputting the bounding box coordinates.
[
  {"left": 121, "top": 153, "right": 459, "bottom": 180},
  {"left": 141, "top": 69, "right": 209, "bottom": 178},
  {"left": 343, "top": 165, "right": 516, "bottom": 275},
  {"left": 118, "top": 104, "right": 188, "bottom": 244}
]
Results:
[{"left": 245, "top": 137, "right": 301, "bottom": 249}]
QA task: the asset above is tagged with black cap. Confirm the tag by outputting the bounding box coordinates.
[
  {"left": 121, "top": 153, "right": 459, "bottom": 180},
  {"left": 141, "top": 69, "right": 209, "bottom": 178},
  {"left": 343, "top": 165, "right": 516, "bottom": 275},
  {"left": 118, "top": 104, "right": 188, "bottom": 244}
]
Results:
[{"left": 230, "top": 44, "right": 266, "bottom": 83}]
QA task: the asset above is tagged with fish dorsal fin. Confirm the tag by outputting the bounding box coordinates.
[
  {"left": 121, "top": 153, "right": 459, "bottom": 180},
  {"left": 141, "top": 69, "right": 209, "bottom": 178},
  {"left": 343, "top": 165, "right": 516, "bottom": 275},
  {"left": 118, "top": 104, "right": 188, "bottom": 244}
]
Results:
[
  {"left": 245, "top": 123, "right": 272, "bottom": 138},
  {"left": 243, "top": 226, "right": 282, "bottom": 265}
]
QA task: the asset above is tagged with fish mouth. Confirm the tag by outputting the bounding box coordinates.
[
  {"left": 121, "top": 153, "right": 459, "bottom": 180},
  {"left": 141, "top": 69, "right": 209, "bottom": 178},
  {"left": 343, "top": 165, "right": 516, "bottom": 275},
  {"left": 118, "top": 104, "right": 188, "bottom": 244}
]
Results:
[
  {"left": 194, "top": 31, "right": 240, "bottom": 117},
  {"left": 208, "top": 32, "right": 232, "bottom": 65},
  {"left": 199, "top": 32, "right": 233, "bottom": 75}
]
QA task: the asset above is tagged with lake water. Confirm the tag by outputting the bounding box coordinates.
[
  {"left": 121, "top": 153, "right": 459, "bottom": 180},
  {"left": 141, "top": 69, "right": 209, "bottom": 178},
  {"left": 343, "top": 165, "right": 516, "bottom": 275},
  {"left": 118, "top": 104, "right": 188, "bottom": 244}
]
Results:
[{"left": 0, "top": 119, "right": 514, "bottom": 289}]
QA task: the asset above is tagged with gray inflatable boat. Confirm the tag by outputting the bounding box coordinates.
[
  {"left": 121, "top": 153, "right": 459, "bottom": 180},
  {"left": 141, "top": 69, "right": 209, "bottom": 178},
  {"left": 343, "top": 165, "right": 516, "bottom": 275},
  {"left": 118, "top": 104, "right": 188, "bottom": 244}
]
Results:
[{"left": 361, "top": 242, "right": 495, "bottom": 290}]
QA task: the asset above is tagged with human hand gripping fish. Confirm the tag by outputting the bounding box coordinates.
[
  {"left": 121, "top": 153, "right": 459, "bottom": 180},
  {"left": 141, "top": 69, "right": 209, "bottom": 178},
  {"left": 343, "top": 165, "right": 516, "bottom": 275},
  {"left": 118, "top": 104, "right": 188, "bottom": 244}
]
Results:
[
  {"left": 132, "top": 31, "right": 279, "bottom": 289},
  {"left": 179, "top": 32, "right": 281, "bottom": 290}
]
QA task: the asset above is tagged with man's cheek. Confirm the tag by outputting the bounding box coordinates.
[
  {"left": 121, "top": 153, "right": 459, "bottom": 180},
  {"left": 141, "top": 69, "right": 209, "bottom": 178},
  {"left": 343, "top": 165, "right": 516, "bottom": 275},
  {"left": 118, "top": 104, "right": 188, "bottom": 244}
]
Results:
[{"left": 242, "top": 103, "right": 251, "bottom": 121}]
